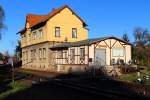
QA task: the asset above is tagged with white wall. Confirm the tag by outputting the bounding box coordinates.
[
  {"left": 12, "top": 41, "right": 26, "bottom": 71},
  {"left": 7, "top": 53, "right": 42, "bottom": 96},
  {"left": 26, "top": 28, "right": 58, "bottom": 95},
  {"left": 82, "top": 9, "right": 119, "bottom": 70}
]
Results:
[{"left": 89, "top": 39, "right": 132, "bottom": 65}]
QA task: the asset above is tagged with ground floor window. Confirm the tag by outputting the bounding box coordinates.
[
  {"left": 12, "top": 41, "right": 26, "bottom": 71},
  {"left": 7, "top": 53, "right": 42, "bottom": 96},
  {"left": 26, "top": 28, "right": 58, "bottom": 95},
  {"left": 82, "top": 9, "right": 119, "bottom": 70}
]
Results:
[
  {"left": 112, "top": 48, "right": 124, "bottom": 57},
  {"left": 70, "top": 49, "right": 75, "bottom": 64},
  {"left": 80, "top": 48, "right": 85, "bottom": 59},
  {"left": 58, "top": 51, "right": 63, "bottom": 58},
  {"left": 43, "top": 48, "right": 46, "bottom": 59},
  {"left": 39, "top": 49, "right": 42, "bottom": 59}
]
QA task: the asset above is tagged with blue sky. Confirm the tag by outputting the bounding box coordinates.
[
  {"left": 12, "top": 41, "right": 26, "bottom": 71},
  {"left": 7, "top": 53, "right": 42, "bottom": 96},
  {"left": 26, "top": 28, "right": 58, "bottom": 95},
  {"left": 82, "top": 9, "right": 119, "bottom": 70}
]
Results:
[{"left": 0, "top": 0, "right": 150, "bottom": 55}]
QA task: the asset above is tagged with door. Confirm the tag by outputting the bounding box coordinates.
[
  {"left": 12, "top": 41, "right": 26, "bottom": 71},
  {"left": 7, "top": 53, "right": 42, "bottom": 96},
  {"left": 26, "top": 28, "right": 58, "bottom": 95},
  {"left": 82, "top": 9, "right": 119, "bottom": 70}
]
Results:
[{"left": 95, "top": 49, "right": 106, "bottom": 66}]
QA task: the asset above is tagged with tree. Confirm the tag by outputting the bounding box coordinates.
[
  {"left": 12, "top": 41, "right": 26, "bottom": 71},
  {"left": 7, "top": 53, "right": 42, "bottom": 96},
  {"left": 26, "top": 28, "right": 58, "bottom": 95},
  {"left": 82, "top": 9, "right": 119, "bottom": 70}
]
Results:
[
  {"left": 122, "top": 33, "right": 129, "bottom": 42},
  {"left": 0, "top": 53, "right": 3, "bottom": 61},
  {"left": 133, "top": 27, "right": 150, "bottom": 66},
  {"left": 0, "top": 5, "right": 5, "bottom": 40},
  {"left": 15, "top": 41, "right": 22, "bottom": 61}
]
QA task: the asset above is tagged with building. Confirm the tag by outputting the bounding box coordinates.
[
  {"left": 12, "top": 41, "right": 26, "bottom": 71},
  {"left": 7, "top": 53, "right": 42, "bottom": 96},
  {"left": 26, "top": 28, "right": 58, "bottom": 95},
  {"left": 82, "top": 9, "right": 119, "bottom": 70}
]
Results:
[
  {"left": 18, "top": 5, "right": 132, "bottom": 73},
  {"left": 50, "top": 36, "right": 132, "bottom": 72},
  {"left": 18, "top": 5, "right": 88, "bottom": 71}
]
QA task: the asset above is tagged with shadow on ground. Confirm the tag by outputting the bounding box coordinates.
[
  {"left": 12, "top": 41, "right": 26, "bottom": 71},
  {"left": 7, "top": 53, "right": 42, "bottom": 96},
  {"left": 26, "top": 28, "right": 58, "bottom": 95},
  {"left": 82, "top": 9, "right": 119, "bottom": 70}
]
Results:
[{"left": 1, "top": 68, "right": 150, "bottom": 100}]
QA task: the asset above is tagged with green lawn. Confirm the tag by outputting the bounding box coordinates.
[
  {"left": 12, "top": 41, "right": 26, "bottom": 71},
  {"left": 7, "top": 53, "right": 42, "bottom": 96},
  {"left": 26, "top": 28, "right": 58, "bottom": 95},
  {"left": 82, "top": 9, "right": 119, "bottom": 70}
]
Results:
[
  {"left": 120, "top": 67, "right": 150, "bottom": 84},
  {"left": 0, "top": 80, "right": 31, "bottom": 100}
]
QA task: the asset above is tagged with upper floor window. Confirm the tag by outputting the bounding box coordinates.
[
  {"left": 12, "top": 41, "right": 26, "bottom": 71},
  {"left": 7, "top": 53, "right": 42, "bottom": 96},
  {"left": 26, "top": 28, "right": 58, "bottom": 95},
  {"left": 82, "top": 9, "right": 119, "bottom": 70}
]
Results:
[
  {"left": 55, "top": 27, "right": 60, "bottom": 37},
  {"left": 39, "top": 29, "right": 43, "bottom": 39},
  {"left": 21, "top": 35, "right": 24, "bottom": 39},
  {"left": 33, "top": 31, "right": 37, "bottom": 40},
  {"left": 28, "top": 34, "right": 31, "bottom": 41},
  {"left": 72, "top": 28, "right": 77, "bottom": 38}
]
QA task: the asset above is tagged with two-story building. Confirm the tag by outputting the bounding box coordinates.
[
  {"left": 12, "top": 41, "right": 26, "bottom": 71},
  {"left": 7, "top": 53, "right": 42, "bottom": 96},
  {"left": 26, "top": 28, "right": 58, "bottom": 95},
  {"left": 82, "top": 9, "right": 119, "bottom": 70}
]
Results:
[
  {"left": 18, "top": 5, "right": 88, "bottom": 71},
  {"left": 18, "top": 5, "right": 132, "bottom": 73}
]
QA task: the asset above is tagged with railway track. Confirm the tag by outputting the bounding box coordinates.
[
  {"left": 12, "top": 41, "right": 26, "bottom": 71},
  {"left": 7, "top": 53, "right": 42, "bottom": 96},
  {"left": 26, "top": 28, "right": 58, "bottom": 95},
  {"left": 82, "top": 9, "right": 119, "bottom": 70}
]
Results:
[
  {"left": 11, "top": 71, "right": 150, "bottom": 100},
  {"left": 52, "top": 79, "right": 150, "bottom": 100}
]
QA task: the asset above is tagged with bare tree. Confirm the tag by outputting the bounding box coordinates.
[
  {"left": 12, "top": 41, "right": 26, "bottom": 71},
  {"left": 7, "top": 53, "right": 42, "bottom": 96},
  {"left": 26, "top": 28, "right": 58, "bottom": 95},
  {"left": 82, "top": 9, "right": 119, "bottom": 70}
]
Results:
[{"left": 133, "top": 27, "right": 150, "bottom": 66}]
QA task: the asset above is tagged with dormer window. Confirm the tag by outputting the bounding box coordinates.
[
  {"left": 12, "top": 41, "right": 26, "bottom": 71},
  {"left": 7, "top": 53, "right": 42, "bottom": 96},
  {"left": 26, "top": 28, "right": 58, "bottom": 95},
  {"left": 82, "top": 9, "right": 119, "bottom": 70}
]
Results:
[
  {"left": 55, "top": 27, "right": 60, "bottom": 37},
  {"left": 72, "top": 28, "right": 77, "bottom": 38}
]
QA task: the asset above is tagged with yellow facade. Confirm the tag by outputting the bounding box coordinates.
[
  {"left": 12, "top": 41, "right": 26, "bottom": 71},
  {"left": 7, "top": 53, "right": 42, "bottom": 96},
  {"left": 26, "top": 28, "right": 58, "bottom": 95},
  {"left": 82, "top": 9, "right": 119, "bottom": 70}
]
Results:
[{"left": 21, "top": 7, "right": 88, "bottom": 48}]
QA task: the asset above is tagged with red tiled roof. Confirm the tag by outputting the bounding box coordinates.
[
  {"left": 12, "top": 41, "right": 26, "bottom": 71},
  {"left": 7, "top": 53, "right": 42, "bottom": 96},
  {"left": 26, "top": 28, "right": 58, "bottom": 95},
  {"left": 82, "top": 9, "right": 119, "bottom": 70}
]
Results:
[
  {"left": 18, "top": 5, "right": 87, "bottom": 34},
  {"left": 26, "top": 14, "right": 47, "bottom": 28}
]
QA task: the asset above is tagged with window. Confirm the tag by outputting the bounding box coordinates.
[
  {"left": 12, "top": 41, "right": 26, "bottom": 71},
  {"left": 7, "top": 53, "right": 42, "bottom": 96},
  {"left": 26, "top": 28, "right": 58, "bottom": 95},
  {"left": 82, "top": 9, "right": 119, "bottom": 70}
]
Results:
[
  {"left": 33, "top": 49, "right": 36, "bottom": 60},
  {"left": 21, "top": 34, "right": 26, "bottom": 42},
  {"left": 33, "top": 31, "right": 37, "bottom": 40},
  {"left": 39, "top": 49, "right": 42, "bottom": 59},
  {"left": 22, "top": 52, "right": 25, "bottom": 61},
  {"left": 31, "top": 50, "right": 33, "bottom": 61},
  {"left": 28, "top": 34, "right": 31, "bottom": 41},
  {"left": 70, "top": 49, "right": 75, "bottom": 59},
  {"left": 39, "top": 29, "right": 43, "bottom": 38},
  {"left": 55, "top": 27, "right": 60, "bottom": 37},
  {"left": 112, "top": 48, "right": 124, "bottom": 57},
  {"left": 21, "top": 35, "right": 24, "bottom": 39},
  {"left": 58, "top": 51, "right": 63, "bottom": 58},
  {"left": 43, "top": 48, "right": 46, "bottom": 59},
  {"left": 72, "top": 28, "right": 77, "bottom": 38},
  {"left": 26, "top": 51, "right": 28, "bottom": 61},
  {"left": 80, "top": 48, "right": 85, "bottom": 58},
  {"left": 64, "top": 51, "right": 67, "bottom": 58}
]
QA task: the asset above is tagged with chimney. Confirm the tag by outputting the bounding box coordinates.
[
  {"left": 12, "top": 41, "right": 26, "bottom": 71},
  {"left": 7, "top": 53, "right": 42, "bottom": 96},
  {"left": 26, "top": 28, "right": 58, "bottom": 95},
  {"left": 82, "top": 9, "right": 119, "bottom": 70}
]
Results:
[{"left": 52, "top": 8, "right": 55, "bottom": 11}]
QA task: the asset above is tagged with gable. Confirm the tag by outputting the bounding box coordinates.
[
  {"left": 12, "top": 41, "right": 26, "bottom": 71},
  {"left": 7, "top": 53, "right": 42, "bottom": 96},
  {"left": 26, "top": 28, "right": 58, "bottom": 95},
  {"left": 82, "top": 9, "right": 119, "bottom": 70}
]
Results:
[
  {"left": 18, "top": 5, "right": 87, "bottom": 34},
  {"left": 48, "top": 7, "right": 84, "bottom": 26}
]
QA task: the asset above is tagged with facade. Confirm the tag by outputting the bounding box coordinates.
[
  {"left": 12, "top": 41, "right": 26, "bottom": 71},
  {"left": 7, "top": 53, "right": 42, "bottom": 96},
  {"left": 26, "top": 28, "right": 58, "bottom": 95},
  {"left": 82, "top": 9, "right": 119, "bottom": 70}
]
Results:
[
  {"left": 18, "top": 5, "right": 88, "bottom": 71},
  {"left": 50, "top": 36, "right": 132, "bottom": 72},
  {"left": 18, "top": 5, "right": 132, "bottom": 73}
]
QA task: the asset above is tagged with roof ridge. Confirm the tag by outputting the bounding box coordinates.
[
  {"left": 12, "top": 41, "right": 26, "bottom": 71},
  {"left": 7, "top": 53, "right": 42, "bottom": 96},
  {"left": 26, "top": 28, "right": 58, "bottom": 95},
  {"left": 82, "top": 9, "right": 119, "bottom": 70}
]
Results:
[{"left": 18, "top": 5, "right": 87, "bottom": 34}]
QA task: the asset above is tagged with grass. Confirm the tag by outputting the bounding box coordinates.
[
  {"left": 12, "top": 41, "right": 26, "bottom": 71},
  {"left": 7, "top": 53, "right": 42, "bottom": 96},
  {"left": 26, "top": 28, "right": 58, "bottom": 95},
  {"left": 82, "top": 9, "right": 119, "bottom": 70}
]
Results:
[
  {"left": 120, "top": 73, "right": 138, "bottom": 82},
  {"left": 0, "top": 80, "right": 31, "bottom": 100},
  {"left": 120, "top": 67, "right": 150, "bottom": 84}
]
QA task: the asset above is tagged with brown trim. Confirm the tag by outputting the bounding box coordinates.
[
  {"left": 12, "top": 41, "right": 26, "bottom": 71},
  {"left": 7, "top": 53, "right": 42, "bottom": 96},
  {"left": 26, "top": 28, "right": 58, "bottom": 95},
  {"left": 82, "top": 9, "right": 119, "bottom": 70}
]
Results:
[
  {"left": 103, "top": 40, "right": 111, "bottom": 48},
  {"left": 21, "top": 41, "right": 50, "bottom": 49},
  {"left": 57, "top": 64, "right": 88, "bottom": 66},
  {"left": 88, "top": 45, "right": 89, "bottom": 66},
  {"left": 94, "top": 41, "right": 100, "bottom": 48},
  {"left": 55, "top": 58, "right": 68, "bottom": 59},
  {"left": 94, "top": 44, "right": 96, "bottom": 61},
  {"left": 110, "top": 40, "right": 117, "bottom": 48},
  {"left": 68, "top": 54, "right": 88, "bottom": 56},
  {"left": 118, "top": 41, "right": 125, "bottom": 48},
  {"left": 124, "top": 46, "right": 126, "bottom": 63},
  {"left": 77, "top": 47, "right": 79, "bottom": 64},
  {"left": 110, "top": 39, "right": 112, "bottom": 65}
]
